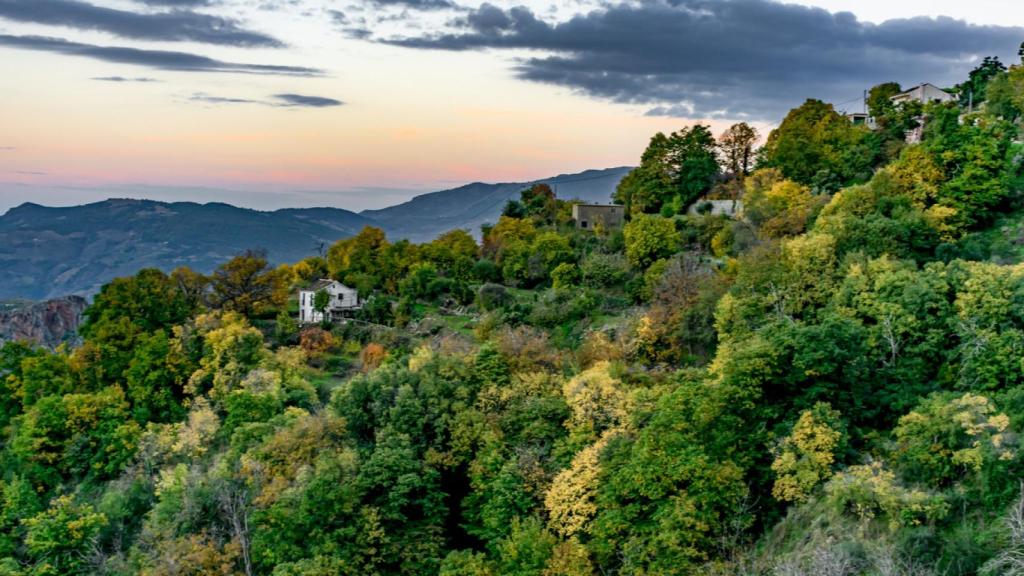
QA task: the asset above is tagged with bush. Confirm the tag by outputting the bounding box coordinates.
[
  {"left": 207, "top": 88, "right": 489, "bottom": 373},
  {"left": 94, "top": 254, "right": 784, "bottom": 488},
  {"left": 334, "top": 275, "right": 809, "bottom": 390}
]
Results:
[
  {"left": 477, "top": 283, "right": 510, "bottom": 312},
  {"left": 527, "top": 288, "right": 600, "bottom": 328},
  {"left": 551, "top": 263, "right": 580, "bottom": 289},
  {"left": 473, "top": 259, "right": 502, "bottom": 283},
  {"left": 624, "top": 214, "right": 681, "bottom": 269},
  {"left": 580, "top": 253, "right": 630, "bottom": 288}
]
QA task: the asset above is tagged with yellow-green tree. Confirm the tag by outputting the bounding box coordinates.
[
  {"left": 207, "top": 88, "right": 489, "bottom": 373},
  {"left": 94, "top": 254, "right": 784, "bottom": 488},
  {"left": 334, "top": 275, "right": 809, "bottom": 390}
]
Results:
[{"left": 772, "top": 402, "right": 845, "bottom": 503}]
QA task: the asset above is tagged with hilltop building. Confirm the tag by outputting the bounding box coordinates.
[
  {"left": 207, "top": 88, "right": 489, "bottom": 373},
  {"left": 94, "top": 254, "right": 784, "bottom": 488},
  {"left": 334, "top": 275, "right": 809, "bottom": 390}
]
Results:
[
  {"left": 299, "top": 279, "right": 361, "bottom": 324},
  {"left": 890, "top": 83, "right": 956, "bottom": 106},
  {"left": 687, "top": 199, "right": 743, "bottom": 218},
  {"left": 845, "top": 83, "right": 957, "bottom": 143},
  {"left": 846, "top": 112, "right": 877, "bottom": 129},
  {"left": 572, "top": 203, "right": 624, "bottom": 230}
]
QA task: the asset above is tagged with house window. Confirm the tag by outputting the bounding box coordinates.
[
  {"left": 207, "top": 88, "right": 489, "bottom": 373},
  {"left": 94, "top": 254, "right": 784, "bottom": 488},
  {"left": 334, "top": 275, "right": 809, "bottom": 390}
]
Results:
[{"left": 581, "top": 220, "right": 588, "bottom": 228}]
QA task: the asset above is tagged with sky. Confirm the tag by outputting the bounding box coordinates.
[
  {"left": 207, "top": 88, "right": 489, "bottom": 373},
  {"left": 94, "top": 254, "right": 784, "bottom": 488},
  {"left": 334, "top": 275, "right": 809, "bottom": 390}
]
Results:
[{"left": 0, "top": 0, "right": 1021, "bottom": 213}]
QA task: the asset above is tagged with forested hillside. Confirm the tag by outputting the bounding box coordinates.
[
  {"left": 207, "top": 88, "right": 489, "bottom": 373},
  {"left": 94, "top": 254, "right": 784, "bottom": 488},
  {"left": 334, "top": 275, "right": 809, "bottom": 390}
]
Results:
[
  {"left": 3, "top": 57, "right": 1024, "bottom": 576},
  {"left": 0, "top": 200, "right": 371, "bottom": 300},
  {"left": 0, "top": 168, "right": 629, "bottom": 301}
]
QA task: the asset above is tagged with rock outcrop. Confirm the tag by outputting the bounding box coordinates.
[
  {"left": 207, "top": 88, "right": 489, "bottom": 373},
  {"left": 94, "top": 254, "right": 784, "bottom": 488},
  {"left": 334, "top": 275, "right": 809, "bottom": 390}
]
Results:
[{"left": 0, "top": 296, "right": 88, "bottom": 349}]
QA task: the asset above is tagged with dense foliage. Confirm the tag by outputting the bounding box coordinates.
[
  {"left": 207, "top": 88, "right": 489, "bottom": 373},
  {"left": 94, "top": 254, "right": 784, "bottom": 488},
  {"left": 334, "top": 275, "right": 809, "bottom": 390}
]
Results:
[{"left": 4, "top": 59, "right": 1024, "bottom": 576}]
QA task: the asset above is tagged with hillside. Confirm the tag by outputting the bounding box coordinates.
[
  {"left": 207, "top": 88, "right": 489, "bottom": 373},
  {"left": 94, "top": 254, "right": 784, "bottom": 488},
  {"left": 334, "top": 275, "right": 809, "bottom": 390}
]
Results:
[
  {"left": 363, "top": 167, "right": 631, "bottom": 242},
  {"left": 0, "top": 297, "right": 87, "bottom": 348},
  {"left": 0, "top": 168, "right": 630, "bottom": 300},
  {"left": 3, "top": 65, "right": 1024, "bottom": 576},
  {"left": 0, "top": 199, "right": 372, "bottom": 300}
]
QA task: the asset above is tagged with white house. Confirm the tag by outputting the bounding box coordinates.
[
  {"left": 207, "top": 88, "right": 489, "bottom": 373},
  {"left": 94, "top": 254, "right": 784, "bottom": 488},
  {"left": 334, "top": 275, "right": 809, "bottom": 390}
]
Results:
[
  {"left": 889, "top": 83, "right": 957, "bottom": 144},
  {"left": 687, "top": 199, "right": 743, "bottom": 218},
  {"left": 890, "top": 83, "right": 956, "bottom": 106},
  {"left": 298, "top": 279, "right": 360, "bottom": 324}
]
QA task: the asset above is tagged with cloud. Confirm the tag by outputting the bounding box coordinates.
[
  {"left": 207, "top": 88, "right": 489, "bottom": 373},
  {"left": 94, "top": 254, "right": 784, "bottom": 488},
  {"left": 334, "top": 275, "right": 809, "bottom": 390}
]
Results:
[
  {"left": 11, "top": 171, "right": 47, "bottom": 176},
  {"left": 189, "top": 92, "right": 343, "bottom": 108},
  {"left": 0, "top": 34, "right": 321, "bottom": 75},
  {"left": 0, "top": 0, "right": 281, "bottom": 47},
  {"left": 133, "top": 0, "right": 212, "bottom": 5},
  {"left": 0, "top": 147, "right": 14, "bottom": 151},
  {"left": 381, "top": 0, "right": 1024, "bottom": 120},
  {"left": 274, "top": 93, "right": 343, "bottom": 107},
  {"left": 367, "top": 0, "right": 458, "bottom": 10},
  {"left": 190, "top": 92, "right": 260, "bottom": 105},
  {"left": 92, "top": 75, "right": 158, "bottom": 82}
]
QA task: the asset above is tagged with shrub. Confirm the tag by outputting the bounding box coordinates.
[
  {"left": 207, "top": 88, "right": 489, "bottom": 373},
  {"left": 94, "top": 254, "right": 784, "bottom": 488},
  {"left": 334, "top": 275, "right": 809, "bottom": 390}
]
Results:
[
  {"left": 580, "top": 253, "right": 630, "bottom": 288},
  {"left": 477, "top": 283, "right": 510, "bottom": 312},
  {"left": 551, "top": 263, "right": 581, "bottom": 289}
]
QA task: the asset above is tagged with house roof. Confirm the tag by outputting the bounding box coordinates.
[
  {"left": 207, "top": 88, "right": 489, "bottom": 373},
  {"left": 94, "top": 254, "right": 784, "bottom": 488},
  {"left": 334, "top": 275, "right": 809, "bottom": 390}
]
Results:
[
  {"left": 894, "top": 83, "right": 953, "bottom": 97},
  {"left": 306, "top": 278, "right": 353, "bottom": 292}
]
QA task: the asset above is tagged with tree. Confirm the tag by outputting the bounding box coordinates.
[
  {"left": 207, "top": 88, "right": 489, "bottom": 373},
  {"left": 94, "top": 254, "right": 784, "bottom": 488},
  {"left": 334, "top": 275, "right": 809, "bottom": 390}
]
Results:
[
  {"left": 211, "top": 250, "right": 286, "bottom": 317},
  {"left": 125, "top": 329, "right": 191, "bottom": 423},
  {"left": 718, "top": 122, "right": 759, "bottom": 181},
  {"left": 623, "top": 214, "right": 681, "bottom": 268},
  {"left": 313, "top": 289, "right": 330, "bottom": 320},
  {"left": 668, "top": 125, "right": 721, "bottom": 210},
  {"left": 771, "top": 403, "right": 845, "bottom": 503},
  {"left": 326, "top": 226, "right": 392, "bottom": 294},
  {"left": 762, "top": 99, "right": 879, "bottom": 191},
  {"left": 957, "top": 56, "right": 1007, "bottom": 107},
  {"left": 867, "top": 82, "right": 903, "bottom": 120},
  {"left": 24, "top": 496, "right": 107, "bottom": 576},
  {"left": 518, "top": 183, "right": 559, "bottom": 223},
  {"left": 614, "top": 132, "right": 672, "bottom": 216},
  {"left": 892, "top": 393, "right": 1016, "bottom": 488},
  {"left": 985, "top": 64, "right": 1024, "bottom": 122},
  {"left": 615, "top": 127, "right": 719, "bottom": 215}
]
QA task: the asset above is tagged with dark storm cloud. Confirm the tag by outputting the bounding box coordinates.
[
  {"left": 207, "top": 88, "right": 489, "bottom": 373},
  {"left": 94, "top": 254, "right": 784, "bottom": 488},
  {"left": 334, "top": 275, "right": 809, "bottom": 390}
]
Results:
[
  {"left": 0, "top": 34, "right": 321, "bottom": 75},
  {"left": 189, "top": 92, "right": 343, "bottom": 108},
  {"left": 0, "top": 0, "right": 281, "bottom": 47},
  {"left": 133, "top": 0, "right": 212, "bottom": 5},
  {"left": 274, "top": 93, "right": 343, "bottom": 107},
  {"left": 382, "top": 0, "right": 1024, "bottom": 119}
]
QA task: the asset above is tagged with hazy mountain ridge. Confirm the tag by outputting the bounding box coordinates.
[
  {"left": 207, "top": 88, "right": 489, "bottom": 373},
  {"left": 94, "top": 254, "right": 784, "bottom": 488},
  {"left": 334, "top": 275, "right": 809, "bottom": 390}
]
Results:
[
  {"left": 0, "top": 199, "right": 372, "bottom": 300},
  {"left": 0, "top": 167, "right": 630, "bottom": 300},
  {"left": 363, "top": 167, "right": 632, "bottom": 242}
]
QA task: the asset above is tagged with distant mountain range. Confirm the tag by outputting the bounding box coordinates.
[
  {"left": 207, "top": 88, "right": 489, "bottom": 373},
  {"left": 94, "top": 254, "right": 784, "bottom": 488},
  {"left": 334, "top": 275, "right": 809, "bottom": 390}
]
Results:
[
  {"left": 0, "top": 167, "right": 629, "bottom": 300},
  {"left": 364, "top": 167, "right": 631, "bottom": 242}
]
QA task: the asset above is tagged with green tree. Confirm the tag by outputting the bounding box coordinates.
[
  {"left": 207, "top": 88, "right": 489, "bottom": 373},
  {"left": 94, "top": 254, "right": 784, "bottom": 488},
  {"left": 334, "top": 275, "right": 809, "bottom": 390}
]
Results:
[
  {"left": 762, "top": 99, "right": 879, "bottom": 191},
  {"left": 718, "top": 122, "right": 760, "bottom": 181},
  {"left": 615, "top": 127, "right": 719, "bottom": 215},
  {"left": 313, "top": 289, "right": 330, "bottom": 319},
  {"left": 24, "top": 496, "right": 107, "bottom": 576},
  {"left": 771, "top": 403, "right": 846, "bottom": 503},
  {"left": 623, "top": 214, "right": 681, "bottom": 268},
  {"left": 957, "top": 56, "right": 1007, "bottom": 107},
  {"left": 211, "top": 250, "right": 287, "bottom": 317}
]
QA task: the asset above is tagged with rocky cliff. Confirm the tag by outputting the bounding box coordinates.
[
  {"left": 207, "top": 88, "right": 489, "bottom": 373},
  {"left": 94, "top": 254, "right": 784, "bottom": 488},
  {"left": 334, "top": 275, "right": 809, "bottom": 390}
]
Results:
[{"left": 0, "top": 297, "right": 88, "bottom": 348}]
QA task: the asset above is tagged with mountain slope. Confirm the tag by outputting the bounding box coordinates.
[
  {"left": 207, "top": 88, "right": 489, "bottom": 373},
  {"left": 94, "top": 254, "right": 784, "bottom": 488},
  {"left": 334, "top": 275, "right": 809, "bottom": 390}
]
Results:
[
  {"left": 0, "top": 167, "right": 632, "bottom": 300},
  {"left": 0, "top": 297, "right": 87, "bottom": 348},
  {"left": 0, "top": 199, "right": 372, "bottom": 300},
  {"left": 363, "top": 167, "right": 631, "bottom": 242}
]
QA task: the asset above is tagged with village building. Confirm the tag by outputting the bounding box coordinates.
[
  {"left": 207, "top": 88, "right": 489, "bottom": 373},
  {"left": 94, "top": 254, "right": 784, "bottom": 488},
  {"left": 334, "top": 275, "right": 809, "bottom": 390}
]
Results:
[
  {"left": 687, "top": 199, "right": 743, "bottom": 218},
  {"left": 298, "top": 279, "right": 361, "bottom": 324},
  {"left": 845, "top": 112, "right": 877, "bottom": 129},
  {"left": 890, "top": 84, "right": 957, "bottom": 144},
  {"left": 890, "top": 83, "right": 957, "bottom": 106},
  {"left": 572, "top": 203, "right": 624, "bottom": 230}
]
